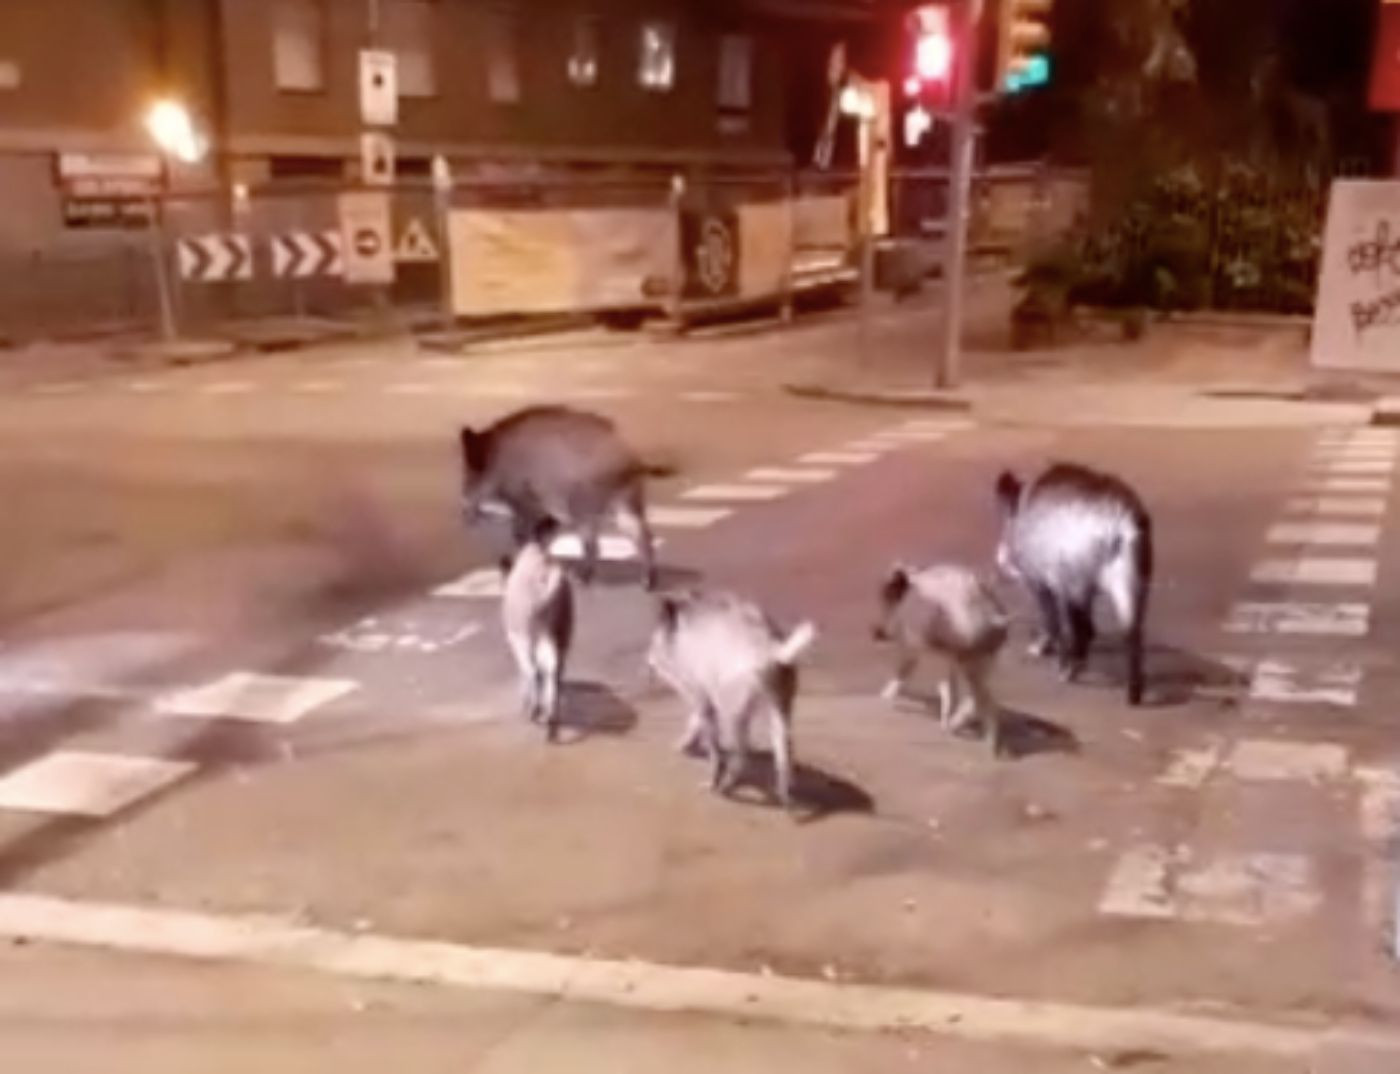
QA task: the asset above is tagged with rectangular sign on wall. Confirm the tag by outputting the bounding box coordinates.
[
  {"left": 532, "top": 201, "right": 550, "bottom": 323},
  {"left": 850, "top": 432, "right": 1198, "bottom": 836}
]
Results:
[
  {"left": 1311, "top": 180, "right": 1400, "bottom": 371},
  {"left": 359, "top": 49, "right": 398, "bottom": 126},
  {"left": 338, "top": 191, "right": 395, "bottom": 285}
]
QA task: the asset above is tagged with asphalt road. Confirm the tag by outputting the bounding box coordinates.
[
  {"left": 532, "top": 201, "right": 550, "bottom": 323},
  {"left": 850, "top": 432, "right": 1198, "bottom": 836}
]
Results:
[{"left": 0, "top": 326, "right": 1396, "bottom": 1071}]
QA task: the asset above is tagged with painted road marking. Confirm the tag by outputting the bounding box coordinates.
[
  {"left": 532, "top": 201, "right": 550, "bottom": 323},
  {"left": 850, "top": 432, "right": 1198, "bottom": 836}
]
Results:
[
  {"left": 549, "top": 533, "right": 652, "bottom": 561},
  {"left": 1160, "top": 740, "right": 1351, "bottom": 787},
  {"left": 156, "top": 672, "right": 357, "bottom": 724},
  {"left": 563, "top": 387, "right": 631, "bottom": 401},
  {"left": 201, "top": 381, "right": 255, "bottom": 396},
  {"left": 321, "top": 618, "right": 482, "bottom": 656},
  {"left": 1157, "top": 743, "right": 1224, "bottom": 789},
  {"left": 649, "top": 506, "right": 733, "bottom": 528},
  {"left": 126, "top": 380, "right": 167, "bottom": 394},
  {"left": 1248, "top": 658, "right": 1362, "bottom": 707},
  {"left": 681, "top": 484, "right": 787, "bottom": 503},
  {"left": 899, "top": 419, "right": 972, "bottom": 432},
  {"left": 867, "top": 430, "right": 950, "bottom": 443},
  {"left": 1358, "top": 766, "right": 1400, "bottom": 934},
  {"left": 293, "top": 380, "right": 342, "bottom": 394},
  {"left": 680, "top": 390, "right": 740, "bottom": 403},
  {"left": 798, "top": 451, "right": 879, "bottom": 466},
  {"left": 1304, "top": 477, "right": 1390, "bottom": 494},
  {"left": 1099, "top": 845, "right": 1321, "bottom": 927},
  {"left": 841, "top": 441, "right": 902, "bottom": 453},
  {"left": 1250, "top": 558, "right": 1378, "bottom": 586},
  {"left": 0, "top": 751, "right": 195, "bottom": 818},
  {"left": 433, "top": 568, "right": 503, "bottom": 599},
  {"left": 1224, "top": 601, "right": 1370, "bottom": 637},
  {"left": 1265, "top": 522, "right": 1380, "bottom": 546},
  {"left": 1285, "top": 496, "right": 1386, "bottom": 517},
  {"left": 744, "top": 467, "right": 837, "bottom": 484},
  {"left": 0, "top": 891, "right": 1373, "bottom": 1061},
  {"left": 1227, "top": 739, "right": 1349, "bottom": 783},
  {"left": 459, "top": 383, "right": 531, "bottom": 398},
  {"left": 1312, "top": 459, "right": 1395, "bottom": 475}
]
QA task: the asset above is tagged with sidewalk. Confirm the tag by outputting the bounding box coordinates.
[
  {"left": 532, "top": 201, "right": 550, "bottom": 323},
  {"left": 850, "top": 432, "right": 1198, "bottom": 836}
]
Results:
[{"left": 6, "top": 279, "right": 1395, "bottom": 428}]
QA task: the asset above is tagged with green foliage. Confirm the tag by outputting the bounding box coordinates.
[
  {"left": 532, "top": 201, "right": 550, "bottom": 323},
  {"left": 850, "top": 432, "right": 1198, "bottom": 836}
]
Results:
[{"left": 1017, "top": 161, "right": 1322, "bottom": 315}]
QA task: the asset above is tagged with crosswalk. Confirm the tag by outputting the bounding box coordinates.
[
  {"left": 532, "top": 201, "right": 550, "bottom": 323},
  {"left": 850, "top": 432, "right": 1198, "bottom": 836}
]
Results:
[
  {"left": 0, "top": 414, "right": 973, "bottom": 821},
  {"left": 3, "top": 417, "right": 1396, "bottom": 951},
  {"left": 1099, "top": 424, "right": 1400, "bottom": 935},
  {"left": 12, "top": 354, "right": 757, "bottom": 406}
]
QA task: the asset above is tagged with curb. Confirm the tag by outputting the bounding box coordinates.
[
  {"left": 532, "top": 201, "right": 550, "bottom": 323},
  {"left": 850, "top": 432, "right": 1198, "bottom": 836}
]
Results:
[
  {"left": 1370, "top": 397, "right": 1400, "bottom": 427},
  {"left": 783, "top": 381, "right": 974, "bottom": 411}
]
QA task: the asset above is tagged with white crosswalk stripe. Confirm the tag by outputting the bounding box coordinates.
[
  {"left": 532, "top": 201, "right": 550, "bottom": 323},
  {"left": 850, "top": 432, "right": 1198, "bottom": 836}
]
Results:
[
  {"left": 744, "top": 467, "right": 836, "bottom": 483},
  {"left": 1250, "top": 558, "right": 1378, "bottom": 586},
  {"left": 1224, "top": 601, "right": 1370, "bottom": 637},
  {"left": 1265, "top": 521, "right": 1380, "bottom": 546},
  {"left": 0, "top": 751, "right": 196, "bottom": 818},
  {"left": 681, "top": 484, "right": 787, "bottom": 502},
  {"left": 1284, "top": 496, "right": 1385, "bottom": 517},
  {"left": 155, "top": 672, "right": 357, "bottom": 724}
]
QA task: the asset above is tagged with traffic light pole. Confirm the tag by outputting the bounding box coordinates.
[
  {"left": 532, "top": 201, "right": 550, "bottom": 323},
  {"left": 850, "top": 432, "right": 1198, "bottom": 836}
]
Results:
[{"left": 936, "top": 0, "right": 982, "bottom": 389}]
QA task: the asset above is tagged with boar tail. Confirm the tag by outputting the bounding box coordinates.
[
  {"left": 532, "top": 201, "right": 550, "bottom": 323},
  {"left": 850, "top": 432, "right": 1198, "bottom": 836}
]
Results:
[{"left": 773, "top": 621, "right": 817, "bottom": 666}]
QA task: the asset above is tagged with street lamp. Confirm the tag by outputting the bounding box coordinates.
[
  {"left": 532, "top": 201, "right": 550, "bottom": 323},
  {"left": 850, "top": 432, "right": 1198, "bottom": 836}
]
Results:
[
  {"left": 142, "top": 98, "right": 208, "bottom": 343},
  {"left": 144, "top": 98, "right": 207, "bottom": 164}
]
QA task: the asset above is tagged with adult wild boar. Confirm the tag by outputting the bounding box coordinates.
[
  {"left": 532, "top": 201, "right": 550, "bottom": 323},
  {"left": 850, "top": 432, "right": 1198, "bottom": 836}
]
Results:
[{"left": 459, "top": 406, "right": 660, "bottom": 588}]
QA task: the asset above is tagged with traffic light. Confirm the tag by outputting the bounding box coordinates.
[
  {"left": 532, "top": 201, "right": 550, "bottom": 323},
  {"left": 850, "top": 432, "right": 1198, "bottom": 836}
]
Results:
[
  {"left": 998, "top": 0, "right": 1053, "bottom": 94},
  {"left": 905, "top": 4, "right": 953, "bottom": 104}
]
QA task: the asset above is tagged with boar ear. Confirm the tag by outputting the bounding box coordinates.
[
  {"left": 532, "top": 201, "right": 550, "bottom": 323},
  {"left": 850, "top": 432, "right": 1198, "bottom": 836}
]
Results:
[
  {"left": 459, "top": 427, "right": 486, "bottom": 474},
  {"left": 656, "top": 595, "right": 682, "bottom": 631},
  {"left": 881, "top": 564, "right": 911, "bottom": 604},
  {"left": 995, "top": 471, "right": 1022, "bottom": 515},
  {"left": 531, "top": 515, "right": 563, "bottom": 545}
]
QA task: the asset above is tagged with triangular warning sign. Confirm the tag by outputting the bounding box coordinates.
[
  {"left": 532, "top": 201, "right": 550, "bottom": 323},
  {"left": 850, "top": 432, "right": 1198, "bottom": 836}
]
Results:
[{"left": 395, "top": 218, "right": 439, "bottom": 263}]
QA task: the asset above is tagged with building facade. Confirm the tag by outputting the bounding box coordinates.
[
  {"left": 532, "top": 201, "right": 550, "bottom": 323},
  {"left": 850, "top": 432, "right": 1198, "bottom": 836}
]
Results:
[{"left": 0, "top": 0, "right": 874, "bottom": 334}]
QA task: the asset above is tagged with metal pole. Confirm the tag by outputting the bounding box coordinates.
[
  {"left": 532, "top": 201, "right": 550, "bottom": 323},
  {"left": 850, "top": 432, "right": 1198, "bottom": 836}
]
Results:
[
  {"left": 936, "top": 0, "right": 982, "bottom": 389},
  {"left": 858, "top": 111, "right": 875, "bottom": 353},
  {"left": 433, "top": 155, "right": 455, "bottom": 329},
  {"left": 147, "top": 195, "right": 177, "bottom": 342}
]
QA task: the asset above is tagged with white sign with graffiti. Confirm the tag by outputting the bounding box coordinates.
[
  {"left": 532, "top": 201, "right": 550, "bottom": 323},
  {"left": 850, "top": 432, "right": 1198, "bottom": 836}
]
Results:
[{"left": 1312, "top": 180, "right": 1400, "bottom": 372}]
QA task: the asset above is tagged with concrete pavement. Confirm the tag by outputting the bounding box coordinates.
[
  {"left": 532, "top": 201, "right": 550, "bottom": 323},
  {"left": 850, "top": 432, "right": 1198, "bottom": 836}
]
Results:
[{"left": 0, "top": 307, "right": 1397, "bottom": 1068}]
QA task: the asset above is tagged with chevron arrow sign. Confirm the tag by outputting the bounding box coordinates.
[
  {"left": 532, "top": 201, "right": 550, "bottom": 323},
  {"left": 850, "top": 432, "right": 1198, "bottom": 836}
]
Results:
[
  {"left": 177, "top": 234, "right": 253, "bottom": 282},
  {"left": 271, "top": 231, "right": 345, "bottom": 278}
]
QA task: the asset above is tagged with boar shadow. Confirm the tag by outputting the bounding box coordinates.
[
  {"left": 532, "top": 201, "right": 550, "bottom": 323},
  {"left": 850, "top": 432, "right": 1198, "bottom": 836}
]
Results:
[
  {"left": 718, "top": 752, "right": 875, "bottom": 822},
  {"left": 1071, "top": 639, "right": 1248, "bottom": 709},
  {"left": 549, "top": 681, "right": 639, "bottom": 743},
  {"left": 896, "top": 687, "right": 1080, "bottom": 760}
]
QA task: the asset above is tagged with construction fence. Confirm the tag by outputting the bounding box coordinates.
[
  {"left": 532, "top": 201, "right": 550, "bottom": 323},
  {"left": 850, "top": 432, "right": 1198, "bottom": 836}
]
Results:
[{"left": 0, "top": 164, "right": 1089, "bottom": 341}]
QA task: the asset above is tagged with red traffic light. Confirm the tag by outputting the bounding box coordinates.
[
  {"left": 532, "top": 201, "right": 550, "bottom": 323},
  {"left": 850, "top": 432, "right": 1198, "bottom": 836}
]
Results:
[{"left": 910, "top": 4, "right": 953, "bottom": 81}]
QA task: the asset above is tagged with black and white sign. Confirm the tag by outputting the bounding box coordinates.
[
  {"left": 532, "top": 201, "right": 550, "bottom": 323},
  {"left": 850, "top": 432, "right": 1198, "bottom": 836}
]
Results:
[
  {"left": 62, "top": 198, "right": 154, "bottom": 230},
  {"left": 177, "top": 234, "right": 253, "bottom": 282},
  {"left": 359, "top": 49, "right": 398, "bottom": 127},
  {"left": 271, "top": 231, "right": 344, "bottom": 278},
  {"left": 681, "top": 211, "right": 740, "bottom": 299},
  {"left": 395, "top": 218, "right": 439, "bottom": 262},
  {"left": 338, "top": 191, "right": 395, "bottom": 285},
  {"left": 360, "top": 131, "right": 395, "bottom": 186},
  {"left": 57, "top": 152, "right": 163, "bottom": 230}
]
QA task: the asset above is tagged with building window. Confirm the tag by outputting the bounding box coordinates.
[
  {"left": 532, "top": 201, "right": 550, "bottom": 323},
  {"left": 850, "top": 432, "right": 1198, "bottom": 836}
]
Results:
[
  {"left": 272, "top": 0, "right": 325, "bottom": 92},
  {"left": 486, "top": 9, "right": 521, "bottom": 103},
  {"left": 638, "top": 20, "right": 675, "bottom": 92},
  {"left": 568, "top": 15, "right": 600, "bottom": 87},
  {"left": 385, "top": 0, "right": 436, "bottom": 98},
  {"left": 0, "top": 60, "right": 19, "bottom": 91},
  {"left": 717, "top": 34, "right": 752, "bottom": 111}
]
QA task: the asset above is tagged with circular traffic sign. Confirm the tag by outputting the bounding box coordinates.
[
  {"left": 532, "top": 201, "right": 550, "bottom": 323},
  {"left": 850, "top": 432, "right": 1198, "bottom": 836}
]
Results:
[{"left": 353, "top": 228, "right": 382, "bottom": 257}]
